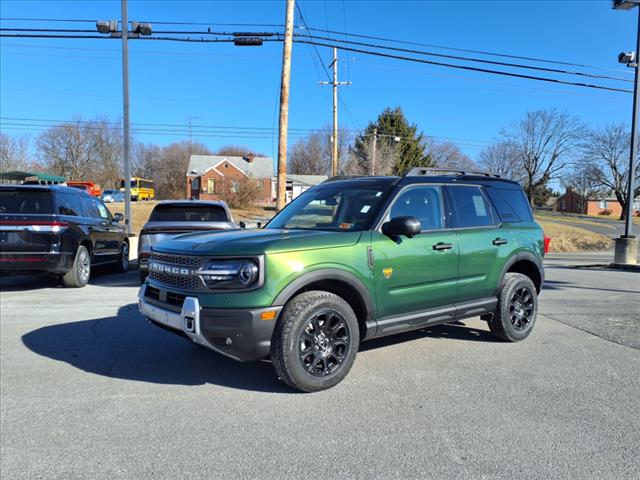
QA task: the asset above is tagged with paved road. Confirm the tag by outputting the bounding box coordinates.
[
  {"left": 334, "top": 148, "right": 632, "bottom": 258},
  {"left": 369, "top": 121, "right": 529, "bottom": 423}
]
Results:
[{"left": 1, "top": 261, "right": 638, "bottom": 479}]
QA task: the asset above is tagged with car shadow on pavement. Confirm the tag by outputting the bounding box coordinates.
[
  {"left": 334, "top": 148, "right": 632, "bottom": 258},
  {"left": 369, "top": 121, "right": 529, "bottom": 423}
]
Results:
[
  {"left": 360, "top": 320, "right": 498, "bottom": 352},
  {"left": 0, "top": 267, "right": 140, "bottom": 292},
  {"left": 543, "top": 279, "right": 640, "bottom": 294},
  {"left": 21, "top": 304, "right": 294, "bottom": 394}
]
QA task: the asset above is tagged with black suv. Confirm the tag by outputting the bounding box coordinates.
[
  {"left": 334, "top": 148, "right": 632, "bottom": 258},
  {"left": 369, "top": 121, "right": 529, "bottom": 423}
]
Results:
[{"left": 0, "top": 185, "right": 129, "bottom": 287}]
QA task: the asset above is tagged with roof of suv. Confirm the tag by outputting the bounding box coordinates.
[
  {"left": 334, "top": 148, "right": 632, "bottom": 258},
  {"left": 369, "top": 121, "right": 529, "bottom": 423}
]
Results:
[
  {"left": 319, "top": 173, "right": 521, "bottom": 189},
  {"left": 0, "top": 184, "right": 93, "bottom": 195}
]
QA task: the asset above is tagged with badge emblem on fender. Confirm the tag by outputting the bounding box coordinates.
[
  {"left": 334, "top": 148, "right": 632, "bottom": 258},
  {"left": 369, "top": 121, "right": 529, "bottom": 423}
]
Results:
[{"left": 382, "top": 267, "right": 393, "bottom": 279}]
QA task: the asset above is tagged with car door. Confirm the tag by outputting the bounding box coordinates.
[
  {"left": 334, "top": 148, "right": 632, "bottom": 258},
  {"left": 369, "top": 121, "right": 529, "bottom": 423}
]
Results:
[
  {"left": 445, "top": 184, "right": 508, "bottom": 304},
  {"left": 80, "top": 195, "right": 111, "bottom": 260},
  {"left": 94, "top": 198, "right": 123, "bottom": 255},
  {"left": 371, "top": 185, "right": 458, "bottom": 321}
]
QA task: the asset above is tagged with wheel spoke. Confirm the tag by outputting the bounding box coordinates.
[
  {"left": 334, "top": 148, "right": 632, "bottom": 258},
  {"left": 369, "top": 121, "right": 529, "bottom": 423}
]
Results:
[{"left": 297, "top": 309, "right": 351, "bottom": 378}]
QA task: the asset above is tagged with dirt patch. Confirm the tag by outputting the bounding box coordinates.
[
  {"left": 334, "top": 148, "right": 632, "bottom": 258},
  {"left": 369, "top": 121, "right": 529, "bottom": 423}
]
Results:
[{"left": 538, "top": 220, "right": 612, "bottom": 253}]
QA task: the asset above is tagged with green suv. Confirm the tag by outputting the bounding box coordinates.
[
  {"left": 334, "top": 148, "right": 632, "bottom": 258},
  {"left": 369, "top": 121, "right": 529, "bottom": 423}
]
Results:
[{"left": 138, "top": 168, "right": 544, "bottom": 392}]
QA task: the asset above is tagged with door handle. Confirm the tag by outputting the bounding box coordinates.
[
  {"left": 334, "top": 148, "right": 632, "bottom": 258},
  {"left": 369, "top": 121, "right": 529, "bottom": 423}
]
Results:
[
  {"left": 492, "top": 238, "right": 508, "bottom": 246},
  {"left": 432, "top": 242, "right": 453, "bottom": 251}
]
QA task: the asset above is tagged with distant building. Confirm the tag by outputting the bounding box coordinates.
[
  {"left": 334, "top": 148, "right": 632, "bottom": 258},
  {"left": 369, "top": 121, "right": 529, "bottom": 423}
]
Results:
[
  {"left": 555, "top": 186, "right": 640, "bottom": 217},
  {"left": 186, "top": 154, "right": 327, "bottom": 205},
  {"left": 0, "top": 170, "right": 65, "bottom": 185}
]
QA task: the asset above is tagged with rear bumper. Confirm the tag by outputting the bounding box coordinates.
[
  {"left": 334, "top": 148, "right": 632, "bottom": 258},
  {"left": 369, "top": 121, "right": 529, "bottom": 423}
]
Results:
[
  {"left": 0, "top": 252, "right": 73, "bottom": 274},
  {"left": 138, "top": 284, "right": 281, "bottom": 362}
]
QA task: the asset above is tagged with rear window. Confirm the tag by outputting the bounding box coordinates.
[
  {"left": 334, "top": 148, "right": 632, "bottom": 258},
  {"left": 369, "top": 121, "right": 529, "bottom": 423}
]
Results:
[
  {"left": 149, "top": 205, "right": 229, "bottom": 222},
  {"left": 485, "top": 187, "right": 533, "bottom": 222},
  {"left": 0, "top": 190, "right": 53, "bottom": 214}
]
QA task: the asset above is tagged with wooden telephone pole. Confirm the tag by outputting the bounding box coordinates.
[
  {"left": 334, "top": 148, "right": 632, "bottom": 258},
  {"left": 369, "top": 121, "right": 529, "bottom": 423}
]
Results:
[
  {"left": 276, "top": 0, "right": 295, "bottom": 211},
  {"left": 320, "top": 47, "right": 351, "bottom": 176}
]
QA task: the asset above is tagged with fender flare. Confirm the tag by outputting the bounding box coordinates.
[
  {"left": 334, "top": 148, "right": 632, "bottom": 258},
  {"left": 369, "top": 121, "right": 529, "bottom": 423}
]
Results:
[
  {"left": 497, "top": 251, "right": 544, "bottom": 293},
  {"left": 271, "top": 268, "right": 375, "bottom": 323}
]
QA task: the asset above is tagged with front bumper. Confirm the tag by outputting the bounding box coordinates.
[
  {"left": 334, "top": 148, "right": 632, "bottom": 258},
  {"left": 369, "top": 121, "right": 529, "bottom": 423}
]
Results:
[{"left": 138, "top": 284, "right": 281, "bottom": 362}]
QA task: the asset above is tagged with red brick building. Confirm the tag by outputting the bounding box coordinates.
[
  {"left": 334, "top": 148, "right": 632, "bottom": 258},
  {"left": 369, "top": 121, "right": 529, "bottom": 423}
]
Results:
[
  {"left": 556, "top": 186, "right": 640, "bottom": 217},
  {"left": 186, "top": 154, "right": 274, "bottom": 205}
]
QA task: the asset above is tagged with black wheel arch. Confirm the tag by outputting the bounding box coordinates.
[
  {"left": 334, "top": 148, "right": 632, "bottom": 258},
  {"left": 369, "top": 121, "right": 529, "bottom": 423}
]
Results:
[
  {"left": 497, "top": 251, "right": 544, "bottom": 294},
  {"left": 271, "top": 269, "right": 376, "bottom": 338}
]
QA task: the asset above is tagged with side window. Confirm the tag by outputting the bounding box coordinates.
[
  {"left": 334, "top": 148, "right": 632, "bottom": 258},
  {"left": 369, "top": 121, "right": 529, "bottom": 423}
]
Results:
[
  {"left": 57, "top": 193, "right": 82, "bottom": 216},
  {"left": 389, "top": 186, "right": 445, "bottom": 231},
  {"left": 81, "top": 196, "right": 100, "bottom": 218},
  {"left": 449, "top": 186, "right": 497, "bottom": 228},
  {"left": 94, "top": 198, "right": 111, "bottom": 220}
]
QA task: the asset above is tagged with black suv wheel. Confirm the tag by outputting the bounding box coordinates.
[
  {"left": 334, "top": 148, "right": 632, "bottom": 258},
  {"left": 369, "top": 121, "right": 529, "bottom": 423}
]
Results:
[
  {"left": 112, "top": 241, "right": 129, "bottom": 273},
  {"left": 62, "top": 245, "right": 91, "bottom": 288},
  {"left": 488, "top": 272, "right": 538, "bottom": 342},
  {"left": 271, "top": 291, "right": 360, "bottom": 392}
]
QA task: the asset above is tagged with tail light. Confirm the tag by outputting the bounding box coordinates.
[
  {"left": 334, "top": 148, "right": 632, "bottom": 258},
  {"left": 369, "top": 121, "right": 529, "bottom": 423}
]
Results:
[
  {"left": 543, "top": 235, "right": 551, "bottom": 255},
  {"left": 0, "top": 220, "right": 69, "bottom": 233}
]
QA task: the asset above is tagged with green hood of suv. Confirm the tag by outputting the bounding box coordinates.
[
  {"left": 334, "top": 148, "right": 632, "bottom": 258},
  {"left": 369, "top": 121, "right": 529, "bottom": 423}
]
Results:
[{"left": 152, "top": 229, "right": 363, "bottom": 256}]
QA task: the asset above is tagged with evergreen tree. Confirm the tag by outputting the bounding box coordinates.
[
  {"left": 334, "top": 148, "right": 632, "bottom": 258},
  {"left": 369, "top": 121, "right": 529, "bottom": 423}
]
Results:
[{"left": 350, "top": 107, "right": 431, "bottom": 175}]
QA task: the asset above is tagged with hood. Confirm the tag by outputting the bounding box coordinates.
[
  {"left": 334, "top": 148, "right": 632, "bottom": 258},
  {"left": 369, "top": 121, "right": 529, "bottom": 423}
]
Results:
[{"left": 152, "top": 228, "right": 363, "bottom": 256}]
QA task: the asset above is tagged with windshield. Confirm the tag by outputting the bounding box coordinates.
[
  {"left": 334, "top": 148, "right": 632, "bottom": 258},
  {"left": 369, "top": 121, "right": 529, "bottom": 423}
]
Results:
[
  {"left": 149, "top": 205, "right": 229, "bottom": 222},
  {"left": 266, "top": 185, "right": 390, "bottom": 232}
]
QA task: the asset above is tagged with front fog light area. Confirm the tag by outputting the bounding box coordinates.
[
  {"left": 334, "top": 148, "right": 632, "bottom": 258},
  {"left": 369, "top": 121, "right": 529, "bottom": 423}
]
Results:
[{"left": 199, "top": 259, "right": 259, "bottom": 289}]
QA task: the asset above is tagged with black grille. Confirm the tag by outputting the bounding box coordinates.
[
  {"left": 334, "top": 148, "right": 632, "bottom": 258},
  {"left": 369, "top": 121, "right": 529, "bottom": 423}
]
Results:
[
  {"left": 148, "top": 270, "right": 203, "bottom": 291},
  {"left": 151, "top": 252, "right": 206, "bottom": 268},
  {"left": 145, "top": 285, "right": 186, "bottom": 311}
]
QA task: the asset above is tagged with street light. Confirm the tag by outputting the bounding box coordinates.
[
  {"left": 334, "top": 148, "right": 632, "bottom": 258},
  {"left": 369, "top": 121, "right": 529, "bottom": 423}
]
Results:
[
  {"left": 612, "top": 0, "right": 640, "bottom": 265},
  {"left": 96, "top": 3, "right": 152, "bottom": 237}
]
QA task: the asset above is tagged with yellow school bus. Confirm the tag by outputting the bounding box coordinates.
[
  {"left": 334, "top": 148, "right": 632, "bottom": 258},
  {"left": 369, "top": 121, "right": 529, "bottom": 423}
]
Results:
[{"left": 120, "top": 177, "right": 155, "bottom": 201}]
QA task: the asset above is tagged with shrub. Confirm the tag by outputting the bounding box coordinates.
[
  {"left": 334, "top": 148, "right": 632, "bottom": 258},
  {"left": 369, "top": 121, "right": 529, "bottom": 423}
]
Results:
[{"left": 219, "top": 177, "right": 262, "bottom": 209}]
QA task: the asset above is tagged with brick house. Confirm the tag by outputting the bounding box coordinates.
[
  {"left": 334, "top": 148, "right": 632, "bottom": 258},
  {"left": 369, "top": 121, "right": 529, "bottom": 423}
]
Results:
[
  {"left": 556, "top": 186, "right": 640, "bottom": 217},
  {"left": 186, "top": 154, "right": 274, "bottom": 205}
]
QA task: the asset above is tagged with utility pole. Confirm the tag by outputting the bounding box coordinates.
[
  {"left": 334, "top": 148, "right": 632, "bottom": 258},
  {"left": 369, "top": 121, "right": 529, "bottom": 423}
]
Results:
[
  {"left": 320, "top": 48, "right": 351, "bottom": 176},
  {"left": 612, "top": 0, "right": 640, "bottom": 265},
  {"left": 188, "top": 115, "right": 202, "bottom": 154},
  {"left": 371, "top": 128, "right": 378, "bottom": 175},
  {"left": 276, "top": 0, "right": 295, "bottom": 211},
  {"left": 120, "top": 0, "right": 132, "bottom": 236}
]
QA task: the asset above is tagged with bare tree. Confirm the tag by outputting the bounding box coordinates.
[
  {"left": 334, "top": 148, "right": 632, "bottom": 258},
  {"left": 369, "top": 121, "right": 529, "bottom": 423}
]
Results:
[
  {"left": 425, "top": 139, "right": 477, "bottom": 171},
  {"left": 502, "top": 109, "right": 584, "bottom": 204},
  {"left": 215, "top": 145, "right": 266, "bottom": 157},
  {"left": 562, "top": 163, "right": 606, "bottom": 202},
  {"left": 582, "top": 123, "right": 637, "bottom": 220},
  {"left": 288, "top": 127, "right": 350, "bottom": 175},
  {"left": 149, "top": 141, "right": 212, "bottom": 199},
  {"left": 36, "top": 118, "right": 98, "bottom": 180},
  {"left": 0, "top": 133, "right": 30, "bottom": 172},
  {"left": 344, "top": 133, "right": 396, "bottom": 176},
  {"left": 90, "top": 118, "right": 123, "bottom": 189},
  {"left": 478, "top": 141, "right": 525, "bottom": 181}
]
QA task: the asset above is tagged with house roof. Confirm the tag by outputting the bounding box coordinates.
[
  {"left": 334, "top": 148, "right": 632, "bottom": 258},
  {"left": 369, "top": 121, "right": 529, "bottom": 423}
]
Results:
[
  {"left": 188, "top": 155, "right": 273, "bottom": 178},
  {"left": 287, "top": 174, "right": 328, "bottom": 186}
]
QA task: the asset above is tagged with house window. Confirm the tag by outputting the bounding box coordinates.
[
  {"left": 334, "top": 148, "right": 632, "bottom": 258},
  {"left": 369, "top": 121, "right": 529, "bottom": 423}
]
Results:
[
  {"left": 561, "top": 200, "right": 566, "bottom": 210},
  {"left": 207, "top": 178, "right": 215, "bottom": 194},
  {"left": 599, "top": 200, "right": 607, "bottom": 209}
]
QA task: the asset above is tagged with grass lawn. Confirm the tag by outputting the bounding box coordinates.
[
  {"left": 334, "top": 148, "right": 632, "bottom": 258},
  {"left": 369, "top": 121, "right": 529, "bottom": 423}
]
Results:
[{"left": 537, "top": 220, "right": 611, "bottom": 253}]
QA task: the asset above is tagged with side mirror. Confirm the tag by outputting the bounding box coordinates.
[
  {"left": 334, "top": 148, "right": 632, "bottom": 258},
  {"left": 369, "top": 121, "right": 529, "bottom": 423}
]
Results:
[
  {"left": 113, "top": 212, "right": 124, "bottom": 223},
  {"left": 239, "top": 221, "right": 246, "bottom": 229},
  {"left": 257, "top": 222, "right": 262, "bottom": 229},
  {"left": 381, "top": 216, "right": 421, "bottom": 238}
]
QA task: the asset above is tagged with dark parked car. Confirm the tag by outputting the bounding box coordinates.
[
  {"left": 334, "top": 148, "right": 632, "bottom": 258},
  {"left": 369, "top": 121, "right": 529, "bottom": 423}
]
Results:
[
  {"left": 0, "top": 185, "right": 129, "bottom": 287},
  {"left": 138, "top": 200, "right": 239, "bottom": 283}
]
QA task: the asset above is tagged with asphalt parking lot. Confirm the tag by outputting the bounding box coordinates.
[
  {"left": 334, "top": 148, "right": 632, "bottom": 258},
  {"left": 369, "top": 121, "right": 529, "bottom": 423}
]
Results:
[{"left": 1, "top": 253, "right": 638, "bottom": 479}]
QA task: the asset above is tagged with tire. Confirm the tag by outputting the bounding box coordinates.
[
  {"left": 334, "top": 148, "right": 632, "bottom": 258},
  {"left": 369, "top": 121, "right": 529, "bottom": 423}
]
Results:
[
  {"left": 139, "top": 269, "right": 148, "bottom": 284},
  {"left": 488, "top": 272, "right": 538, "bottom": 342},
  {"left": 62, "top": 245, "right": 91, "bottom": 288},
  {"left": 112, "top": 242, "right": 129, "bottom": 273},
  {"left": 271, "top": 291, "right": 360, "bottom": 393}
]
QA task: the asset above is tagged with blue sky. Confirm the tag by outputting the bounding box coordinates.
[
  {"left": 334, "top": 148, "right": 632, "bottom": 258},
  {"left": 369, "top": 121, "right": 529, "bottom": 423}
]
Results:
[{"left": 0, "top": 0, "right": 635, "bottom": 161}]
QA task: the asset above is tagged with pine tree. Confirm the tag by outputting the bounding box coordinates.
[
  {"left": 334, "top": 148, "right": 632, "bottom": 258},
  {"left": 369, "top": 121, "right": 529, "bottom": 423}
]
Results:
[{"left": 350, "top": 107, "right": 431, "bottom": 175}]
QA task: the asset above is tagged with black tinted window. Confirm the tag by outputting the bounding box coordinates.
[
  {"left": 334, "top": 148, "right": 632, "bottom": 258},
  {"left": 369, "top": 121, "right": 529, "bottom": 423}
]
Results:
[
  {"left": 57, "top": 193, "right": 82, "bottom": 216},
  {"left": 149, "top": 205, "right": 229, "bottom": 222},
  {"left": 0, "top": 190, "right": 53, "bottom": 214},
  {"left": 81, "top": 196, "right": 100, "bottom": 218},
  {"left": 485, "top": 187, "right": 533, "bottom": 222},
  {"left": 390, "top": 186, "right": 444, "bottom": 230},
  {"left": 449, "top": 186, "right": 496, "bottom": 228}
]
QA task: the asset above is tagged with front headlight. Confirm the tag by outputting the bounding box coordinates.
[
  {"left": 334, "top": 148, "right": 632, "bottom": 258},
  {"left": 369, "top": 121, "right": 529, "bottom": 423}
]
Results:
[{"left": 198, "top": 259, "right": 260, "bottom": 289}]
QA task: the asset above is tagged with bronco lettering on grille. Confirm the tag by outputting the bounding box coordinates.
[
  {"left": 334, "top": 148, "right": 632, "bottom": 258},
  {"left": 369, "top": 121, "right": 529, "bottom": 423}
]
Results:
[{"left": 148, "top": 261, "right": 194, "bottom": 276}]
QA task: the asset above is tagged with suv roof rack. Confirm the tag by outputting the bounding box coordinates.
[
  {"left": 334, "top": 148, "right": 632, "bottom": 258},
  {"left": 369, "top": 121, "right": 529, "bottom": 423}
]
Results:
[{"left": 405, "top": 167, "right": 501, "bottom": 178}]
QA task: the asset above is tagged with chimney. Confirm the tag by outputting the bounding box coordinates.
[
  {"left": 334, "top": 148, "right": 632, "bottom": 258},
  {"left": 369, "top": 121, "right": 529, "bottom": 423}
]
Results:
[{"left": 243, "top": 153, "right": 255, "bottom": 163}]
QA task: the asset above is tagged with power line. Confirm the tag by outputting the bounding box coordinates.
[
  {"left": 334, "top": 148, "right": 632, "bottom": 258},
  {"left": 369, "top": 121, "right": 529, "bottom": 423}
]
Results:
[
  {"left": 296, "top": 33, "right": 633, "bottom": 84},
  {"left": 294, "top": 39, "right": 633, "bottom": 94},
  {"left": 299, "top": 26, "right": 633, "bottom": 75},
  {"left": 0, "top": 17, "right": 284, "bottom": 27}
]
